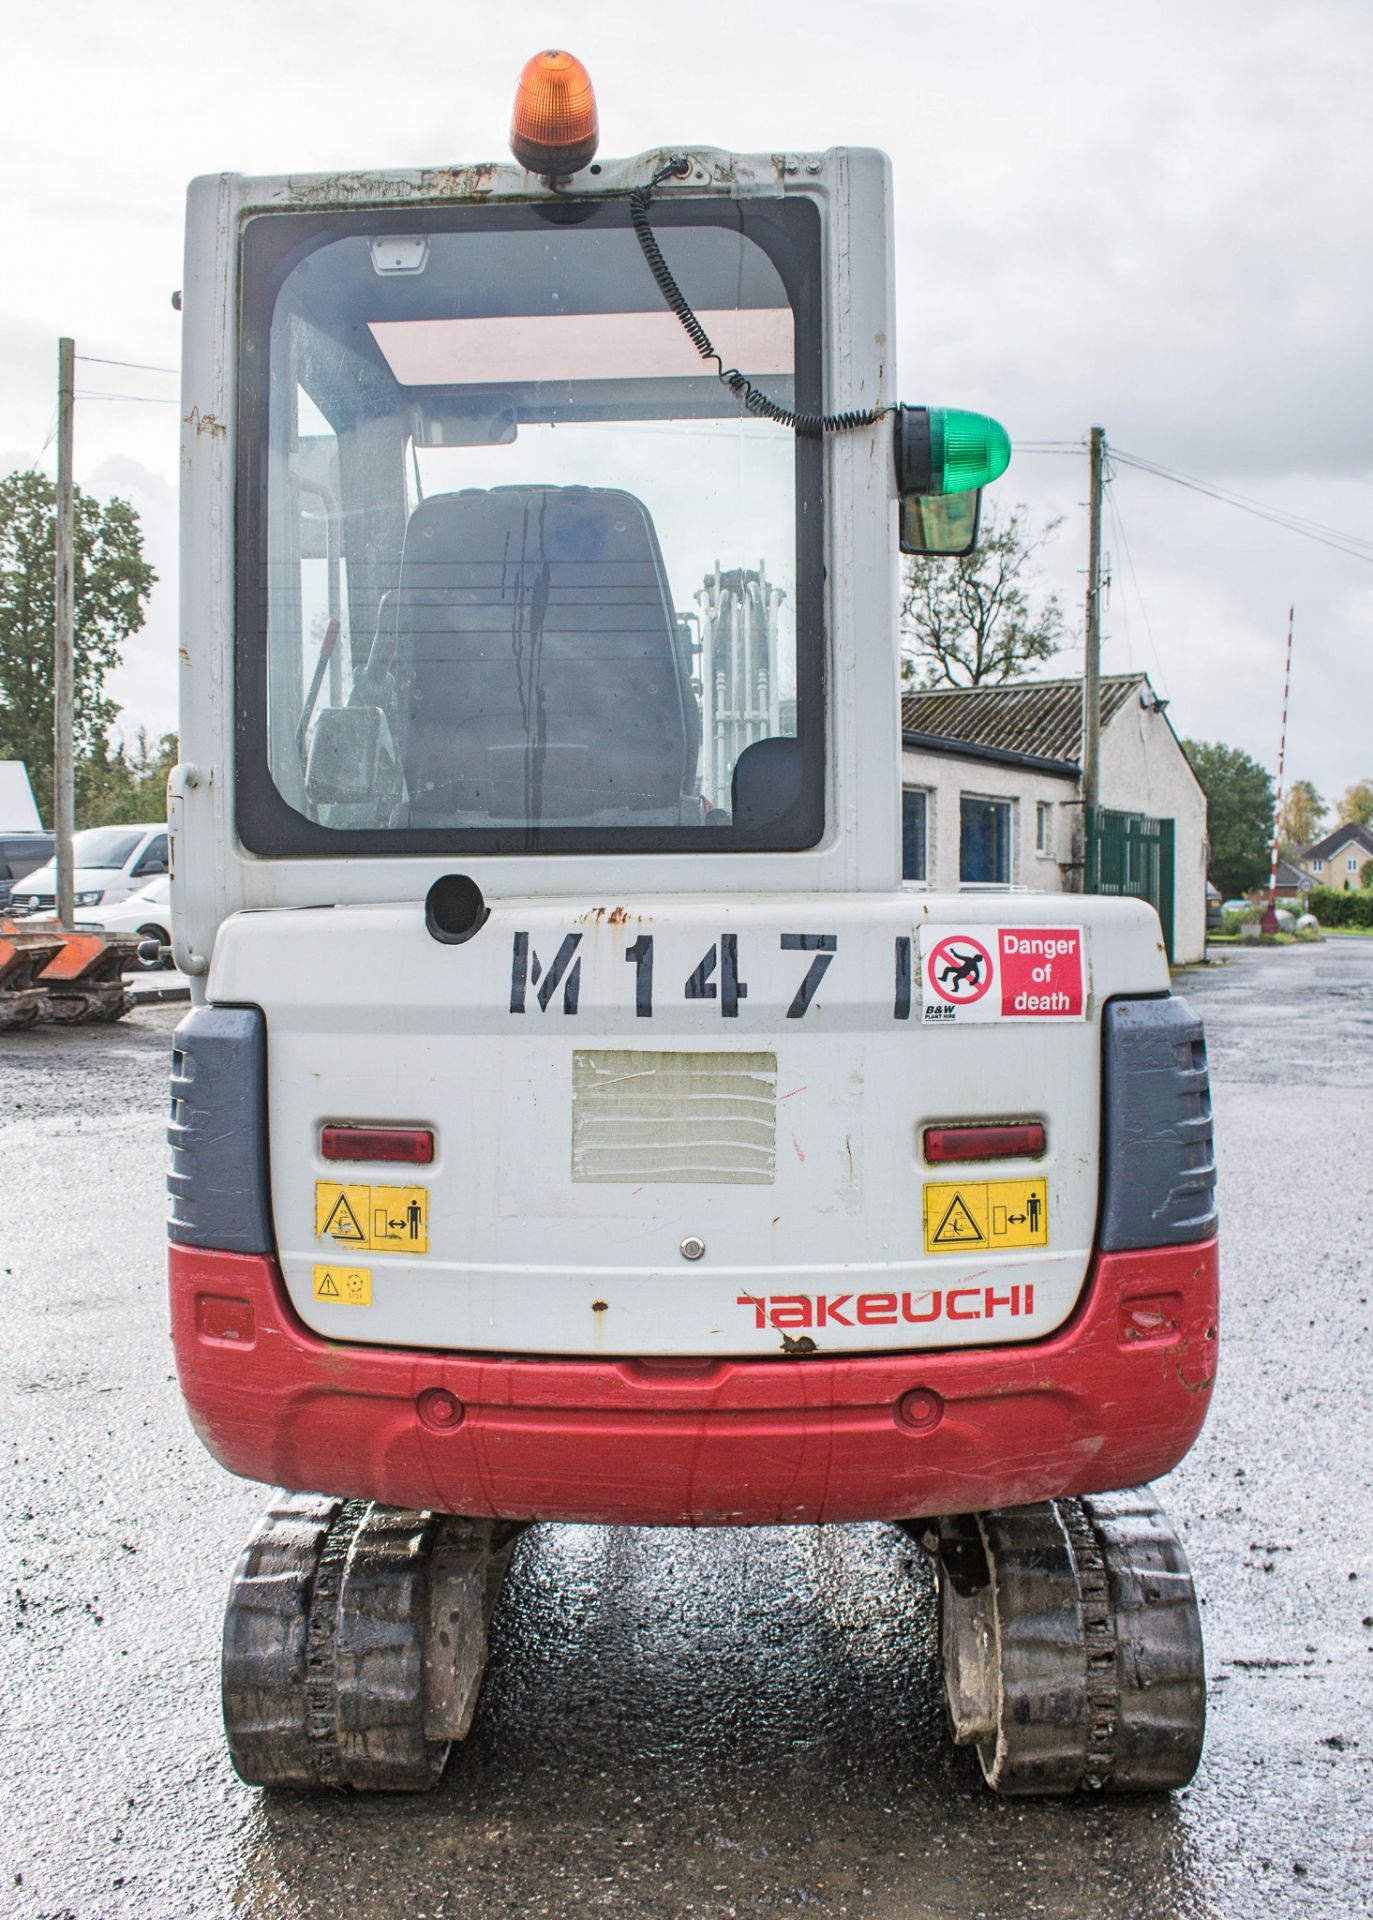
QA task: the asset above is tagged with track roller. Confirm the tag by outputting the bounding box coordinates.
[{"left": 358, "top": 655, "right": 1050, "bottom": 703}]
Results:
[
  {"left": 221, "top": 1493, "right": 526, "bottom": 1791},
  {"left": 911, "top": 1486, "right": 1205, "bottom": 1796}
]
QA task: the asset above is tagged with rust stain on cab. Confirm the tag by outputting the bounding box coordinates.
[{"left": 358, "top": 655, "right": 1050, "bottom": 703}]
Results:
[{"left": 578, "top": 905, "right": 636, "bottom": 925}]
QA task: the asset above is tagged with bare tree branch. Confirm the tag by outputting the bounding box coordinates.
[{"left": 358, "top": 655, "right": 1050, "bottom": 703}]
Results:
[{"left": 901, "top": 504, "right": 1064, "bottom": 688}]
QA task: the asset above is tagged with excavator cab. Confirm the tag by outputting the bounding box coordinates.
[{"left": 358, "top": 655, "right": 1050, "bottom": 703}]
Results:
[{"left": 168, "top": 56, "right": 1217, "bottom": 1797}]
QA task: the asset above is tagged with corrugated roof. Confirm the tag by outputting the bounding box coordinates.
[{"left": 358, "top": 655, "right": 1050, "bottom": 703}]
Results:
[{"left": 900, "top": 674, "right": 1148, "bottom": 766}]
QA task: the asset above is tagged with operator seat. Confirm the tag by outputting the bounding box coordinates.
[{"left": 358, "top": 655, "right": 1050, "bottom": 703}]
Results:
[{"left": 391, "top": 485, "right": 695, "bottom": 824}]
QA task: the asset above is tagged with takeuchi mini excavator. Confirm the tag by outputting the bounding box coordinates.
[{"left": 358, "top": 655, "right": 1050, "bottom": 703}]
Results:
[{"left": 167, "top": 52, "right": 1219, "bottom": 1796}]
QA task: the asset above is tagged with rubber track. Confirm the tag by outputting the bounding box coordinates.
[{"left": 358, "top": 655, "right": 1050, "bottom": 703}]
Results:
[
  {"left": 223, "top": 1495, "right": 512, "bottom": 1791},
  {"left": 302, "top": 1497, "right": 370, "bottom": 1786},
  {"left": 222, "top": 1494, "right": 345, "bottom": 1789},
  {"left": 1084, "top": 1489, "right": 1207, "bottom": 1791},
  {"left": 1058, "top": 1498, "right": 1121, "bottom": 1786},
  {"left": 342, "top": 1505, "right": 455, "bottom": 1790},
  {"left": 976, "top": 1502, "right": 1087, "bottom": 1792},
  {"left": 935, "top": 1486, "right": 1205, "bottom": 1795}
]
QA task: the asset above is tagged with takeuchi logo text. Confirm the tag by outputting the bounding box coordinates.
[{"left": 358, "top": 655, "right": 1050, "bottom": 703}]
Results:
[{"left": 736, "top": 1285, "right": 1036, "bottom": 1329}]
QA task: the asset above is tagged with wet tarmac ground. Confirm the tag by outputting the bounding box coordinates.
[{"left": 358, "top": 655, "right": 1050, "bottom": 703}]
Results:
[{"left": 1, "top": 938, "right": 1371, "bottom": 1919}]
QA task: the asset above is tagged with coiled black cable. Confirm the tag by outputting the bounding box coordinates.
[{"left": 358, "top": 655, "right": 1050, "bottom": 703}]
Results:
[{"left": 628, "top": 157, "right": 887, "bottom": 439}]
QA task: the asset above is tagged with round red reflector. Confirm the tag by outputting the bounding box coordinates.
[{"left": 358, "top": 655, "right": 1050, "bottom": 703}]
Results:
[
  {"left": 510, "top": 49, "right": 599, "bottom": 177},
  {"left": 897, "top": 1388, "right": 944, "bottom": 1434},
  {"left": 417, "top": 1387, "right": 465, "bottom": 1432}
]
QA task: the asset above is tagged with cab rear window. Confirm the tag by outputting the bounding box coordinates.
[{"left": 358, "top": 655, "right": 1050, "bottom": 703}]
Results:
[{"left": 235, "top": 199, "right": 824, "bottom": 857}]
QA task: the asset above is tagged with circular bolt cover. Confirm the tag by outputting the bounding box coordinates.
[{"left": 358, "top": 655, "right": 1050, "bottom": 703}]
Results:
[
  {"left": 897, "top": 1387, "right": 944, "bottom": 1433},
  {"left": 417, "top": 1387, "right": 465, "bottom": 1432},
  {"left": 680, "top": 1236, "right": 706, "bottom": 1261}
]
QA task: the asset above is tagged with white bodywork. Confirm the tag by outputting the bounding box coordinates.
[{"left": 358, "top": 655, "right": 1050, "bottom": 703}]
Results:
[
  {"left": 76, "top": 875, "right": 172, "bottom": 937},
  {"left": 174, "top": 148, "right": 1169, "bottom": 1360}
]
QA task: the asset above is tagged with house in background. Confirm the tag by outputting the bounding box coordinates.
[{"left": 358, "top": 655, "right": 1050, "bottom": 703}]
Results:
[
  {"left": 1272, "top": 855, "right": 1313, "bottom": 897},
  {"left": 1296, "top": 820, "right": 1373, "bottom": 892},
  {"left": 900, "top": 671, "right": 1209, "bottom": 963}
]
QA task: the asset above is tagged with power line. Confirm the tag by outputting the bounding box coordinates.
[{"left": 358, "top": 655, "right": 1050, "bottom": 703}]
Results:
[
  {"left": 1102, "top": 479, "right": 1133, "bottom": 671},
  {"left": 75, "top": 391, "right": 179, "bottom": 405},
  {"left": 1109, "top": 446, "right": 1373, "bottom": 564},
  {"left": 33, "top": 405, "right": 57, "bottom": 461},
  {"left": 1104, "top": 469, "right": 1169, "bottom": 695},
  {"left": 1018, "top": 438, "right": 1373, "bottom": 563},
  {"left": 1113, "top": 445, "right": 1373, "bottom": 553},
  {"left": 76, "top": 354, "right": 179, "bottom": 375}
]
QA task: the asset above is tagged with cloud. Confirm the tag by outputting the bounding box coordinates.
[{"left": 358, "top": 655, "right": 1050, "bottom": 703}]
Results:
[
  {"left": 84, "top": 456, "right": 179, "bottom": 746},
  {"left": 1, "top": 0, "right": 1369, "bottom": 796}
]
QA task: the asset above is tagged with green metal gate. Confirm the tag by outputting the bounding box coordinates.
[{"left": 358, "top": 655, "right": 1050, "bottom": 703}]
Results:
[{"left": 1086, "top": 808, "right": 1176, "bottom": 961}]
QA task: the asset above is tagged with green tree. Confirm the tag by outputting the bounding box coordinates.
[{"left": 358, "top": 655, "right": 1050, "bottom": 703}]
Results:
[
  {"left": 1277, "top": 777, "right": 1325, "bottom": 851},
  {"left": 901, "top": 504, "right": 1064, "bottom": 687},
  {"left": 0, "top": 468, "right": 156, "bottom": 822},
  {"left": 1336, "top": 778, "right": 1373, "bottom": 828},
  {"left": 77, "top": 728, "right": 178, "bottom": 826},
  {"left": 1184, "top": 739, "right": 1275, "bottom": 897}
]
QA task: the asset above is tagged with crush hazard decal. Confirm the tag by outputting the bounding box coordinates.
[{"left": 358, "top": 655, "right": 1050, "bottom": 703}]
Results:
[
  {"left": 922, "top": 1178, "right": 1049, "bottom": 1253},
  {"left": 918, "top": 927, "right": 1087, "bottom": 1024},
  {"left": 315, "top": 1182, "right": 429, "bottom": 1255}
]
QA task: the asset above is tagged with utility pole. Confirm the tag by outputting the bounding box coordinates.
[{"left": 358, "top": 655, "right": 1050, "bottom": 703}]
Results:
[
  {"left": 53, "top": 336, "right": 77, "bottom": 932},
  {"left": 1079, "top": 424, "right": 1105, "bottom": 891}
]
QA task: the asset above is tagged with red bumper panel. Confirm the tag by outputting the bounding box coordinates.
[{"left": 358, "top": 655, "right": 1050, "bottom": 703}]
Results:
[{"left": 168, "top": 1241, "right": 1218, "bottom": 1527}]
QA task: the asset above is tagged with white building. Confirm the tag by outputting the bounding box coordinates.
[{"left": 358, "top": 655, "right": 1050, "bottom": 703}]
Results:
[
  {"left": 0, "top": 763, "right": 42, "bottom": 833},
  {"left": 900, "top": 673, "right": 1209, "bottom": 964}
]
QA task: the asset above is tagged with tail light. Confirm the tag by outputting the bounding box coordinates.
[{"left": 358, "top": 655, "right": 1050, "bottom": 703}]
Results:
[
  {"left": 321, "top": 1126, "right": 434, "bottom": 1166},
  {"left": 924, "top": 1122, "right": 1046, "bottom": 1165}
]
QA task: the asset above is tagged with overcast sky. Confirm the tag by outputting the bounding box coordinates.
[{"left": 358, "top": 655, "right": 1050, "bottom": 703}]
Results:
[{"left": 2, "top": 0, "right": 1370, "bottom": 807}]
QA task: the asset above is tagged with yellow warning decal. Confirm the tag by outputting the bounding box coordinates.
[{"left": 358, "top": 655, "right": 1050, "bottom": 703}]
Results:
[
  {"left": 315, "top": 1182, "right": 429, "bottom": 1255},
  {"left": 313, "top": 1264, "right": 372, "bottom": 1306},
  {"left": 922, "top": 1178, "right": 1048, "bottom": 1254},
  {"left": 368, "top": 1185, "right": 428, "bottom": 1255},
  {"left": 316, "top": 1183, "right": 369, "bottom": 1244}
]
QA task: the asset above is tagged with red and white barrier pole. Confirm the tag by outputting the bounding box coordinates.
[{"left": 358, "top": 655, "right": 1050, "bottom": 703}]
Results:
[{"left": 1263, "top": 605, "right": 1294, "bottom": 932}]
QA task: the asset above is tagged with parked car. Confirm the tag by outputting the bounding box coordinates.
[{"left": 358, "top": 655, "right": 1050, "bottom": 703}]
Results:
[
  {"left": 8, "top": 824, "right": 168, "bottom": 916},
  {"left": 0, "top": 832, "right": 55, "bottom": 914},
  {"left": 75, "top": 874, "right": 174, "bottom": 968}
]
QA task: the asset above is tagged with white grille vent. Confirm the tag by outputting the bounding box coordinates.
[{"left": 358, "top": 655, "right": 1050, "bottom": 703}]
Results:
[{"left": 571, "top": 1050, "right": 777, "bottom": 1185}]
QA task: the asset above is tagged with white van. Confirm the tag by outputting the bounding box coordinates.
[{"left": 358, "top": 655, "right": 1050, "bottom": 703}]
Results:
[{"left": 9, "top": 823, "right": 168, "bottom": 915}]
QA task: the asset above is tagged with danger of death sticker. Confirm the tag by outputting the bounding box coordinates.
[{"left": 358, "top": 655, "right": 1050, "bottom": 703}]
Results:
[
  {"left": 313, "top": 1264, "right": 372, "bottom": 1306},
  {"left": 315, "top": 1182, "right": 429, "bottom": 1255},
  {"left": 920, "top": 927, "right": 1087, "bottom": 1024},
  {"left": 922, "top": 1178, "right": 1049, "bottom": 1253}
]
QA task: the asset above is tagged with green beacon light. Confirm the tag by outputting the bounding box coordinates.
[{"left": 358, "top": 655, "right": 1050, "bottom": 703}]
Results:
[
  {"left": 894, "top": 405, "right": 1012, "bottom": 499},
  {"left": 930, "top": 408, "right": 1012, "bottom": 496},
  {"left": 894, "top": 406, "right": 1012, "bottom": 555}
]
